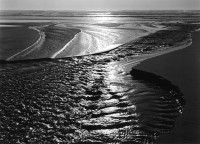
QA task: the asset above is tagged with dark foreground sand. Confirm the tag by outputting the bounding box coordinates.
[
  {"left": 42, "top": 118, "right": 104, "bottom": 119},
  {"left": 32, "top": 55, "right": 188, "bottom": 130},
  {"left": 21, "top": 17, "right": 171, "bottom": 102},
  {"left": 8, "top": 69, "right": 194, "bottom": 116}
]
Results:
[{"left": 136, "top": 32, "right": 200, "bottom": 143}]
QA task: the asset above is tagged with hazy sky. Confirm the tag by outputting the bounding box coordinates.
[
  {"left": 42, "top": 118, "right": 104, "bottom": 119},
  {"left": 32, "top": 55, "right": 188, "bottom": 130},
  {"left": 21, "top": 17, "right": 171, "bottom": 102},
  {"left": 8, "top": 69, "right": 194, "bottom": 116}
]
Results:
[{"left": 0, "top": 0, "right": 199, "bottom": 10}]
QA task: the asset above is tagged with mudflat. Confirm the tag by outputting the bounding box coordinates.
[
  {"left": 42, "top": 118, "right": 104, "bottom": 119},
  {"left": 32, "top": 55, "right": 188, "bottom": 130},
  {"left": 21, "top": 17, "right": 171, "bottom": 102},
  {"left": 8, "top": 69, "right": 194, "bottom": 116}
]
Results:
[
  {"left": 0, "top": 26, "right": 39, "bottom": 59},
  {"left": 136, "top": 32, "right": 200, "bottom": 144}
]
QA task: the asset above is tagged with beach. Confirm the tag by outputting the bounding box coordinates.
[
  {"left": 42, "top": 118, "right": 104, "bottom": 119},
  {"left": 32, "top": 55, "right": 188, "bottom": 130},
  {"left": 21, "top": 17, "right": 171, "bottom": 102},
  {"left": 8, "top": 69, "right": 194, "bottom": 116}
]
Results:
[
  {"left": 0, "top": 10, "right": 200, "bottom": 143},
  {"left": 136, "top": 31, "right": 200, "bottom": 143}
]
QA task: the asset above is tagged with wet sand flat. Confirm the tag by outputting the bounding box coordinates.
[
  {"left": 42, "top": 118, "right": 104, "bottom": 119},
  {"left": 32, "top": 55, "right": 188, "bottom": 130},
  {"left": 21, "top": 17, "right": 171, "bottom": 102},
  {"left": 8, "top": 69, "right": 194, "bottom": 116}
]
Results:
[
  {"left": 52, "top": 23, "right": 161, "bottom": 58},
  {"left": 136, "top": 32, "right": 200, "bottom": 144},
  {"left": 0, "top": 26, "right": 40, "bottom": 59},
  {"left": 4, "top": 24, "right": 81, "bottom": 60}
]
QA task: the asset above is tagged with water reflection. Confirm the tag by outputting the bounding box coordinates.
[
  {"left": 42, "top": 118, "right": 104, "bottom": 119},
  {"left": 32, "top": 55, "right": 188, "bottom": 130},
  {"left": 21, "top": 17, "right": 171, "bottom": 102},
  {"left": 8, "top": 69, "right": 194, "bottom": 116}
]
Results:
[{"left": 0, "top": 58, "right": 184, "bottom": 143}]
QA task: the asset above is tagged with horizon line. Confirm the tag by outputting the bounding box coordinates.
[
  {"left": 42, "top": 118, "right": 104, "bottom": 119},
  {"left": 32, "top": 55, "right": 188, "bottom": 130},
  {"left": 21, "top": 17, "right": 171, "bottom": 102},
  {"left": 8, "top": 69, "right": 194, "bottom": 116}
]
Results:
[{"left": 0, "top": 9, "right": 200, "bottom": 11}]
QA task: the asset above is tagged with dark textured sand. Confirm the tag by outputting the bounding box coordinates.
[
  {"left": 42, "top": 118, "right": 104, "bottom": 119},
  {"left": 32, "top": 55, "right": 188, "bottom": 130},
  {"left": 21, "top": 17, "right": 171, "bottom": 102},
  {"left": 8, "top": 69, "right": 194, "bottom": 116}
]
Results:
[{"left": 136, "top": 32, "right": 200, "bottom": 144}]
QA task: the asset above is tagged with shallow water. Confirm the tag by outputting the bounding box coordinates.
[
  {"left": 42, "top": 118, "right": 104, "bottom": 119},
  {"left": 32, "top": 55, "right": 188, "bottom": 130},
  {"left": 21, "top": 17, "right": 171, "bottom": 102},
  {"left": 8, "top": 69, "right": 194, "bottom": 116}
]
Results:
[
  {"left": 0, "top": 29, "right": 189, "bottom": 143},
  {"left": 0, "top": 56, "right": 185, "bottom": 143}
]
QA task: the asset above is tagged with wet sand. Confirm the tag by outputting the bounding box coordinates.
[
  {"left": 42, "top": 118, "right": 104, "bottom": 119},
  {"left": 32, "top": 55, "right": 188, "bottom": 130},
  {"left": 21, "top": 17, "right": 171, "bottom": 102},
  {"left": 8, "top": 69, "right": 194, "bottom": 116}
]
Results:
[
  {"left": 0, "top": 26, "right": 40, "bottom": 60},
  {"left": 1, "top": 22, "right": 160, "bottom": 60},
  {"left": 6, "top": 25, "right": 80, "bottom": 61},
  {"left": 136, "top": 32, "right": 200, "bottom": 144},
  {"left": 54, "top": 23, "right": 157, "bottom": 58}
]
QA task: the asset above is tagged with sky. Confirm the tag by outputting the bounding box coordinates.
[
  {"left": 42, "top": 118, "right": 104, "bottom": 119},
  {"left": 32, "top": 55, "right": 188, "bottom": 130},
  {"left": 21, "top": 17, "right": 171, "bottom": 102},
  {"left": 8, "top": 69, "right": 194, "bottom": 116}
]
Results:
[{"left": 0, "top": 0, "right": 199, "bottom": 11}]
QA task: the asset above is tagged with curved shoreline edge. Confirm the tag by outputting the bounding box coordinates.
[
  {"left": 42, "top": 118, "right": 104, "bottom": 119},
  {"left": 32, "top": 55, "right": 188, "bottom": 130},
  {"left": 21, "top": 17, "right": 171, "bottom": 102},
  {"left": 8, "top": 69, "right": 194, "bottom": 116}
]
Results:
[
  {"left": 134, "top": 31, "right": 200, "bottom": 144},
  {"left": 51, "top": 23, "right": 159, "bottom": 58},
  {"left": 3, "top": 22, "right": 164, "bottom": 61},
  {"left": 118, "top": 34, "right": 193, "bottom": 73},
  {"left": 51, "top": 31, "right": 81, "bottom": 58},
  {"left": 6, "top": 26, "right": 45, "bottom": 61},
  {"left": 1, "top": 33, "right": 193, "bottom": 65},
  {"left": 1, "top": 27, "right": 195, "bottom": 64}
]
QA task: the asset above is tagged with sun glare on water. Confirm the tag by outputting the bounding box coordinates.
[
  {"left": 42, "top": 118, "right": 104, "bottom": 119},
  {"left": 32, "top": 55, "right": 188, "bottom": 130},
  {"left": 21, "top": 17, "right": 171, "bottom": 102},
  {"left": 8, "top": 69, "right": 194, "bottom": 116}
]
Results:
[
  {"left": 89, "top": 12, "right": 117, "bottom": 23},
  {"left": 96, "top": 16, "right": 113, "bottom": 23}
]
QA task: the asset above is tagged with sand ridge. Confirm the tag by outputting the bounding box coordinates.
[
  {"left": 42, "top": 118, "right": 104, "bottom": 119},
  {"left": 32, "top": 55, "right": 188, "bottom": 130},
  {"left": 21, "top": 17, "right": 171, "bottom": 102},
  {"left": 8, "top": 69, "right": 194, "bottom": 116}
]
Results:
[{"left": 54, "top": 23, "right": 163, "bottom": 58}]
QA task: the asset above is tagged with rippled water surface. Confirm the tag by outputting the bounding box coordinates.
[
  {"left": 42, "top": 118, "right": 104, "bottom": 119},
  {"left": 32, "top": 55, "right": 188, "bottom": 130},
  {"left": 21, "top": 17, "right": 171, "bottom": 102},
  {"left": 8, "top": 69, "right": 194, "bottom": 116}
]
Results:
[{"left": 0, "top": 50, "right": 185, "bottom": 143}]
